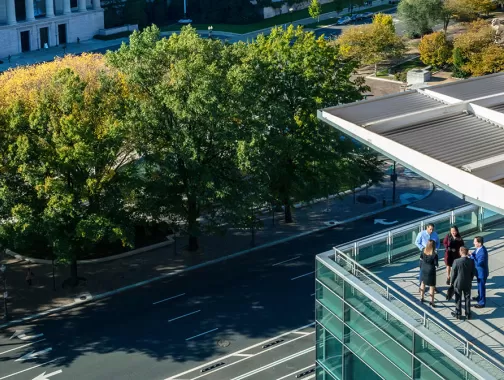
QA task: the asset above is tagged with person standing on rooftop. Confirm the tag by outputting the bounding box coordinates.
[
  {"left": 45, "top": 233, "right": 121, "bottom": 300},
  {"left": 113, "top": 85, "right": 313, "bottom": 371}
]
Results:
[
  {"left": 470, "top": 236, "right": 489, "bottom": 308},
  {"left": 420, "top": 240, "right": 439, "bottom": 307},
  {"left": 443, "top": 225, "right": 464, "bottom": 286},
  {"left": 415, "top": 223, "right": 440, "bottom": 292}
]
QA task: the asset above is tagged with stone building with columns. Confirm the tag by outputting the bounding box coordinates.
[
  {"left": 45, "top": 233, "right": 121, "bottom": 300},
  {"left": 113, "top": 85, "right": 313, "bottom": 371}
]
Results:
[{"left": 0, "top": 0, "right": 104, "bottom": 57}]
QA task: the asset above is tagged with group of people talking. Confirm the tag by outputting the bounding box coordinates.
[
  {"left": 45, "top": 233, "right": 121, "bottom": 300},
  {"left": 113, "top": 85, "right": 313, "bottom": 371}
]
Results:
[{"left": 415, "top": 223, "right": 489, "bottom": 320}]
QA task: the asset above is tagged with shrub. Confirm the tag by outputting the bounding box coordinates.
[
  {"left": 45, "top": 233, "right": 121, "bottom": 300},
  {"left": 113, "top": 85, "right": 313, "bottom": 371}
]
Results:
[{"left": 418, "top": 31, "right": 453, "bottom": 68}]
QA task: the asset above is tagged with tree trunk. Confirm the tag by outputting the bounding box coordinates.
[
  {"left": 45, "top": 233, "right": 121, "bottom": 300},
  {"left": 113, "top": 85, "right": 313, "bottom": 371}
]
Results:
[
  {"left": 70, "top": 256, "right": 78, "bottom": 287},
  {"left": 283, "top": 199, "right": 293, "bottom": 224},
  {"left": 374, "top": 63, "right": 378, "bottom": 77},
  {"left": 443, "top": 18, "right": 449, "bottom": 33},
  {"left": 187, "top": 196, "right": 199, "bottom": 252}
]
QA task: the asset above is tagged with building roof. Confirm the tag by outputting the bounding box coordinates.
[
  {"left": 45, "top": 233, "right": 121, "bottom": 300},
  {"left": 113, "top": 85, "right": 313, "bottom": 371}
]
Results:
[
  {"left": 318, "top": 72, "right": 504, "bottom": 215},
  {"left": 425, "top": 73, "right": 504, "bottom": 101},
  {"left": 382, "top": 113, "right": 504, "bottom": 168}
]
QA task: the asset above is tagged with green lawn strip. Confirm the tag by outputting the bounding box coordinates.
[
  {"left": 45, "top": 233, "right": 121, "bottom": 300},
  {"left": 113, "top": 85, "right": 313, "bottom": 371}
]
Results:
[
  {"left": 304, "top": 4, "right": 397, "bottom": 29},
  {"left": 390, "top": 57, "right": 423, "bottom": 73},
  {"left": 161, "top": 4, "right": 396, "bottom": 34}
]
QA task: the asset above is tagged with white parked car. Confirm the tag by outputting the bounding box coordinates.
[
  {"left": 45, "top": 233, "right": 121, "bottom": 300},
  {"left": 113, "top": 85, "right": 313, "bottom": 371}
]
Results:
[{"left": 337, "top": 16, "right": 352, "bottom": 25}]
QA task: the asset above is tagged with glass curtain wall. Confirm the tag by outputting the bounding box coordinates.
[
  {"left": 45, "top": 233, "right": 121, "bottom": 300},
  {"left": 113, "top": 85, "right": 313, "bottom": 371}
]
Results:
[{"left": 315, "top": 260, "right": 486, "bottom": 380}]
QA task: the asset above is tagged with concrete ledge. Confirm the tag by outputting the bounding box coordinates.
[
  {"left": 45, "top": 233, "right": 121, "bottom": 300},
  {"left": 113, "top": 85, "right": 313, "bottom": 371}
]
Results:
[{"left": 5, "top": 236, "right": 174, "bottom": 265}]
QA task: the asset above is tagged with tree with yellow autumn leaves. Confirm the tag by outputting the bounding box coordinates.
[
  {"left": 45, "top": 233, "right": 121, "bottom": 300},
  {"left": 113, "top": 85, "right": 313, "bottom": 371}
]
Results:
[
  {"left": 337, "top": 13, "right": 406, "bottom": 76},
  {"left": 0, "top": 54, "right": 139, "bottom": 286}
]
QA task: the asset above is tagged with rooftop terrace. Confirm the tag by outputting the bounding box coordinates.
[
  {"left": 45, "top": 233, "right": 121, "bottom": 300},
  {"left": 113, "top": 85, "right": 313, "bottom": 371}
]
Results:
[{"left": 321, "top": 204, "right": 504, "bottom": 379}]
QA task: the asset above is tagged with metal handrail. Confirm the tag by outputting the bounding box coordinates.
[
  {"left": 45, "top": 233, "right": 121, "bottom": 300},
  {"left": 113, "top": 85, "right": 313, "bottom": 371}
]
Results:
[
  {"left": 337, "top": 204, "right": 479, "bottom": 250},
  {"left": 332, "top": 247, "right": 504, "bottom": 377}
]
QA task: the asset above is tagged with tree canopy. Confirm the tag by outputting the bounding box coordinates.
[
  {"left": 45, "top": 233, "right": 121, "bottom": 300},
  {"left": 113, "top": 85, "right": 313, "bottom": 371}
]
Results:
[
  {"left": 236, "top": 26, "right": 376, "bottom": 223},
  {"left": 0, "top": 25, "right": 383, "bottom": 269},
  {"left": 418, "top": 31, "right": 453, "bottom": 67},
  {"left": 0, "top": 55, "right": 137, "bottom": 285},
  {"left": 338, "top": 14, "right": 406, "bottom": 75},
  {"left": 397, "top": 0, "right": 444, "bottom": 36}
]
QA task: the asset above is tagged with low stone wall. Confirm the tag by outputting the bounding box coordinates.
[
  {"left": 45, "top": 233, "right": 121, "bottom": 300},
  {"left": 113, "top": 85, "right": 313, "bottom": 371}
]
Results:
[{"left": 98, "top": 24, "right": 138, "bottom": 36}]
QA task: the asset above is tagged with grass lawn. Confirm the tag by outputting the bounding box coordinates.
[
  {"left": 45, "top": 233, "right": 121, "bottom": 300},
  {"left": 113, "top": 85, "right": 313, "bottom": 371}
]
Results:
[
  {"left": 161, "top": 4, "right": 396, "bottom": 34},
  {"left": 390, "top": 57, "right": 423, "bottom": 73}
]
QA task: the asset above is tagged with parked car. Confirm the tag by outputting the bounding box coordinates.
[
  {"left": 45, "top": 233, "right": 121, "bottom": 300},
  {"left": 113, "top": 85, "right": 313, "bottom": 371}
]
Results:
[
  {"left": 362, "top": 12, "right": 374, "bottom": 19},
  {"left": 350, "top": 14, "right": 359, "bottom": 22},
  {"left": 337, "top": 16, "right": 352, "bottom": 25},
  {"left": 354, "top": 14, "right": 365, "bottom": 20}
]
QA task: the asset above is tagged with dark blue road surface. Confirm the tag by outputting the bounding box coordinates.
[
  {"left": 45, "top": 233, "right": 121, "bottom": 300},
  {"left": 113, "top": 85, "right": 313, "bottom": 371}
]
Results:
[{"left": 0, "top": 198, "right": 462, "bottom": 380}]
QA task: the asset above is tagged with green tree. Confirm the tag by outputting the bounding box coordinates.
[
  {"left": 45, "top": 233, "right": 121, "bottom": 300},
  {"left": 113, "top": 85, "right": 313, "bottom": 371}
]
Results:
[
  {"left": 397, "top": 0, "right": 444, "bottom": 37},
  {"left": 452, "top": 47, "right": 469, "bottom": 78},
  {"left": 418, "top": 31, "right": 453, "bottom": 67},
  {"left": 338, "top": 16, "right": 406, "bottom": 75},
  {"left": 107, "top": 26, "right": 250, "bottom": 252},
  {"left": 308, "top": 0, "right": 322, "bottom": 22},
  {"left": 236, "top": 26, "right": 372, "bottom": 224},
  {"left": 0, "top": 63, "right": 137, "bottom": 286}
]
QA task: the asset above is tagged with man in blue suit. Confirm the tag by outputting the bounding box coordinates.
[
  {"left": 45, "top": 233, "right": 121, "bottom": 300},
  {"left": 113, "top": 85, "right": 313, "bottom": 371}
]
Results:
[{"left": 470, "top": 236, "right": 489, "bottom": 308}]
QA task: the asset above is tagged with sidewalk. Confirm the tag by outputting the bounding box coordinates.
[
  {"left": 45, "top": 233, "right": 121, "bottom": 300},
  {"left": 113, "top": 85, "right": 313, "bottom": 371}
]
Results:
[{"left": 0, "top": 165, "right": 432, "bottom": 323}]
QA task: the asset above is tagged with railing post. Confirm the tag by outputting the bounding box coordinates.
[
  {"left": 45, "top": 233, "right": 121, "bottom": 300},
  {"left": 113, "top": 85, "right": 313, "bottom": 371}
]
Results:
[
  {"left": 466, "top": 341, "right": 470, "bottom": 358},
  {"left": 479, "top": 207, "right": 484, "bottom": 232},
  {"left": 420, "top": 220, "right": 424, "bottom": 233},
  {"left": 387, "top": 231, "right": 392, "bottom": 264},
  {"left": 354, "top": 242, "right": 359, "bottom": 263},
  {"left": 450, "top": 210, "right": 455, "bottom": 225}
]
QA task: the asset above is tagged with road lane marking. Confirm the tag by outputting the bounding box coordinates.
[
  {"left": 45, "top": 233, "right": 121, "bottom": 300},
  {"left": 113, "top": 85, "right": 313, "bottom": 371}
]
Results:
[
  {"left": 276, "top": 364, "right": 315, "bottom": 380},
  {"left": 406, "top": 206, "right": 437, "bottom": 215},
  {"left": 153, "top": 293, "right": 186, "bottom": 305},
  {"left": 290, "top": 271, "right": 314, "bottom": 281},
  {"left": 292, "top": 331, "right": 311, "bottom": 336},
  {"left": 186, "top": 328, "right": 219, "bottom": 341},
  {"left": 0, "top": 339, "right": 46, "bottom": 355},
  {"left": 16, "top": 347, "right": 52, "bottom": 362},
  {"left": 232, "top": 354, "right": 253, "bottom": 357},
  {"left": 166, "top": 322, "right": 315, "bottom": 380},
  {"left": 230, "top": 347, "right": 315, "bottom": 380},
  {"left": 310, "top": 293, "right": 315, "bottom": 296},
  {"left": 187, "top": 331, "right": 315, "bottom": 380},
  {"left": 32, "top": 369, "right": 63, "bottom": 379},
  {"left": 272, "top": 256, "right": 301, "bottom": 266},
  {"left": 0, "top": 358, "right": 60, "bottom": 380},
  {"left": 169, "top": 310, "right": 201, "bottom": 322}
]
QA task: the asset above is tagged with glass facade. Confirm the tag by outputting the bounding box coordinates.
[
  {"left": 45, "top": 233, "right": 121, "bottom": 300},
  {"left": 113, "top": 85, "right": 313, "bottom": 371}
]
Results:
[{"left": 315, "top": 257, "right": 498, "bottom": 380}]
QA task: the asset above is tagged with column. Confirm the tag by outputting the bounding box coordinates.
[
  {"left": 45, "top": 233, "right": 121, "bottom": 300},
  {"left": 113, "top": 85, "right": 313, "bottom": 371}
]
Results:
[
  {"left": 78, "top": 0, "right": 87, "bottom": 12},
  {"left": 45, "top": 0, "right": 55, "bottom": 17},
  {"left": 6, "top": 0, "right": 17, "bottom": 25},
  {"left": 92, "top": 0, "right": 100, "bottom": 10},
  {"left": 63, "top": 0, "right": 71, "bottom": 14},
  {"left": 25, "top": 0, "right": 35, "bottom": 21}
]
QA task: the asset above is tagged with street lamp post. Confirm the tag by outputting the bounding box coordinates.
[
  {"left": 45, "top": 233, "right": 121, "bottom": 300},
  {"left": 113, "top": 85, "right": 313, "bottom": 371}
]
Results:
[
  {"left": 0, "top": 264, "right": 7, "bottom": 321},
  {"left": 208, "top": 25, "right": 213, "bottom": 39},
  {"left": 289, "top": 7, "right": 294, "bottom": 24}
]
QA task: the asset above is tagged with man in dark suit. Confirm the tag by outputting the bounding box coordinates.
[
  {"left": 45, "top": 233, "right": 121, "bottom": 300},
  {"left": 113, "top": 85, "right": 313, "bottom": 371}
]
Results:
[
  {"left": 451, "top": 247, "right": 476, "bottom": 320},
  {"left": 470, "top": 236, "right": 489, "bottom": 308}
]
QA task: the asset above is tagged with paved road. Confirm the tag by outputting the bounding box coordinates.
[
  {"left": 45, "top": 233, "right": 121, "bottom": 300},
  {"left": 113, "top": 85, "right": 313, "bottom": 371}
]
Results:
[{"left": 0, "top": 193, "right": 465, "bottom": 380}]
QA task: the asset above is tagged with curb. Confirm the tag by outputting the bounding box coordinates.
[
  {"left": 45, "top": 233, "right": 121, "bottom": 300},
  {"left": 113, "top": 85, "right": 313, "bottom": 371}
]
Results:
[
  {"left": 5, "top": 237, "right": 175, "bottom": 265},
  {"left": 0, "top": 182, "right": 435, "bottom": 330},
  {"left": 365, "top": 76, "right": 404, "bottom": 84}
]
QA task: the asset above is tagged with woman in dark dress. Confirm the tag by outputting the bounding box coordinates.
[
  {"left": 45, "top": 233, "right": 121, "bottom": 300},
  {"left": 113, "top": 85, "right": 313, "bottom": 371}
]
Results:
[
  {"left": 420, "top": 240, "right": 439, "bottom": 307},
  {"left": 443, "top": 225, "right": 464, "bottom": 285}
]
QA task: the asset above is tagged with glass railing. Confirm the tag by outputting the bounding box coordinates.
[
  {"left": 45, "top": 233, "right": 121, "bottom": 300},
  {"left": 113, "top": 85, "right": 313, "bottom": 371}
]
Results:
[
  {"left": 329, "top": 249, "right": 504, "bottom": 379},
  {"left": 336, "top": 204, "right": 504, "bottom": 267}
]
